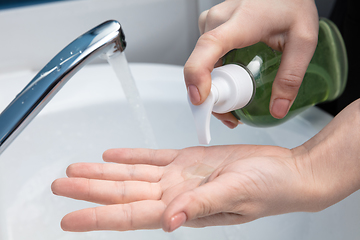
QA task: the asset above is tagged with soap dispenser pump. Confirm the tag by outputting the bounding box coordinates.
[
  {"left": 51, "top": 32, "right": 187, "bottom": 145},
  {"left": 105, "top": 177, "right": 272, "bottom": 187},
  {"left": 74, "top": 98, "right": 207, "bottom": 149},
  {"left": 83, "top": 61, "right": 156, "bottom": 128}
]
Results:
[{"left": 188, "top": 63, "right": 256, "bottom": 144}]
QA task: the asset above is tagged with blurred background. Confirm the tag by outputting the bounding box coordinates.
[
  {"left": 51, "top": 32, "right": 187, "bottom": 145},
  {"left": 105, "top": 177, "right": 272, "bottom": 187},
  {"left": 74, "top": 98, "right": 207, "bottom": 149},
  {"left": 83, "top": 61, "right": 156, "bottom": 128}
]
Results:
[{"left": 0, "top": 0, "right": 336, "bottom": 73}]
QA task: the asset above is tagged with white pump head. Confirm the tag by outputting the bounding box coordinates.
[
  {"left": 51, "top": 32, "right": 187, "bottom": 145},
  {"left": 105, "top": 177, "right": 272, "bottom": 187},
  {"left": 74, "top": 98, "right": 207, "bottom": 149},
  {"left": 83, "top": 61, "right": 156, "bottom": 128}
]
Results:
[{"left": 188, "top": 64, "right": 255, "bottom": 144}]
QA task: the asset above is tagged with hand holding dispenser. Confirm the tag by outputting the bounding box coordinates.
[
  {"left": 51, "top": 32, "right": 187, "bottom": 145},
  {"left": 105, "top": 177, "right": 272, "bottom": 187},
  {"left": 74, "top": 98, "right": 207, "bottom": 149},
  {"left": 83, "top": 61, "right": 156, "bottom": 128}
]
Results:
[{"left": 189, "top": 18, "right": 348, "bottom": 144}]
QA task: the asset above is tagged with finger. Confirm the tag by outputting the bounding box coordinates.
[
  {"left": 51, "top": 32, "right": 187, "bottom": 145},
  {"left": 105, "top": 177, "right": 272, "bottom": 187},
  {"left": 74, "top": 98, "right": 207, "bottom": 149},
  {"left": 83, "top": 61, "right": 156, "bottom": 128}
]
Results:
[
  {"left": 102, "top": 148, "right": 178, "bottom": 166},
  {"left": 51, "top": 178, "right": 162, "bottom": 205},
  {"left": 270, "top": 28, "right": 318, "bottom": 119},
  {"left": 66, "top": 162, "right": 163, "bottom": 182},
  {"left": 212, "top": 112, "right": 241, "bottom": 129},
  {"left": 61, "top": 200, "right": 166, "bottom": 231},
  {"left": 161, "top": 179, "right": 236, "bottom": 232},
  {"left": 198, "top": 10, "right": 208, "bottom": 35},
  {"left": 185, "top": 17, "right": 261, "bottom": 105}
]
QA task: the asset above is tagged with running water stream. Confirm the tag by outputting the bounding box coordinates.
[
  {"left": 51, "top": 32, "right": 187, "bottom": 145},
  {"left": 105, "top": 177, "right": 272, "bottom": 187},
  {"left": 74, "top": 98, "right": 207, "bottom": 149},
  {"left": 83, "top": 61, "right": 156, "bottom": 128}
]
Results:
[{"left": 107, "top": 52, "right": 158, "bottom": 148}]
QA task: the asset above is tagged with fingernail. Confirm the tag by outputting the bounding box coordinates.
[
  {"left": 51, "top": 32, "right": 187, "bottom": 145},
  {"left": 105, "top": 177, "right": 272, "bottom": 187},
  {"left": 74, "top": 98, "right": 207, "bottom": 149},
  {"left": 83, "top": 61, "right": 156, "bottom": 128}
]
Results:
[
  {"left": 187, "top": 85, "right": 201, "bottom": 105},
  {"left": 271, "top": 99, "right": 290, "bottom": 119},
  {"left": 222, "top": 120, "right": 238, "bottom": 129},
  {"left": 169, "top": 212, "right": 187, "bottom": 232}
]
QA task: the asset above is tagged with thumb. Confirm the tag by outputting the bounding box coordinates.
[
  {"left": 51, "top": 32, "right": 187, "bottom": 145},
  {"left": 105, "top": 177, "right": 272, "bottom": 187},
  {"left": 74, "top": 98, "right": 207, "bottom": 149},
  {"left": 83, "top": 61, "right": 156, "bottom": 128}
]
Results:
[
  {"left": 185, "top": 18, "right": 261, "bottom": 105},
  {"left": 161, "top": 181, "right": 233, "bottom": 232},
  {"left": 270, "top": 31, "right": 318, "bottom": 119}
]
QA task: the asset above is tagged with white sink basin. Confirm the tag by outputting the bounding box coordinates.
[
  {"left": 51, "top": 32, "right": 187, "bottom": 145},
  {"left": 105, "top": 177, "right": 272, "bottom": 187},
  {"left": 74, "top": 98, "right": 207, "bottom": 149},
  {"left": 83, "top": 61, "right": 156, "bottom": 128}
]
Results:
[{"left": 0, "top": 63, "right": 359, "bottom": 239}]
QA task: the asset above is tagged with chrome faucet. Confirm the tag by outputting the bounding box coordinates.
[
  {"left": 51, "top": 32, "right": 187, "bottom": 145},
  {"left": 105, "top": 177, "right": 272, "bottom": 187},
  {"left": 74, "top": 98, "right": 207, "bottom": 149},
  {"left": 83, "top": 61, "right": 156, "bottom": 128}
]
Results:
[{"left": 0, "top": 20, "right": 126, "bottom": 155}]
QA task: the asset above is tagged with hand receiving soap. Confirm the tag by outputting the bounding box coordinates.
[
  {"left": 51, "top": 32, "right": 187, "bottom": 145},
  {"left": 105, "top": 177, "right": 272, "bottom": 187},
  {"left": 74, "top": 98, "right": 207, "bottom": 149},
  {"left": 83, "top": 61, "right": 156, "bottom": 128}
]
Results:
[{"left": 189, "top": 18, "right": 348, "bottom": 144}]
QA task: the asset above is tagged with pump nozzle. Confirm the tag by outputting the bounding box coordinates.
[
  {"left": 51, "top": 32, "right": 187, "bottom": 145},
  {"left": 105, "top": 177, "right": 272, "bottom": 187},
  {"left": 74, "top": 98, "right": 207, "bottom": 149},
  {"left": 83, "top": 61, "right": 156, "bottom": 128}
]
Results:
[{"left": 188, "top": 64, "right": 255, "bottom": 144}]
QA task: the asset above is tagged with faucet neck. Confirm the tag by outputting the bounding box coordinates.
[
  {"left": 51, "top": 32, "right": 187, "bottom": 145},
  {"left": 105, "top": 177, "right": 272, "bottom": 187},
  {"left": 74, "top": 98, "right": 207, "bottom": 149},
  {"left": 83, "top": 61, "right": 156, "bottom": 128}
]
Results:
[{"left": 0, "top": 20, "right": 126, "bottom": 155}]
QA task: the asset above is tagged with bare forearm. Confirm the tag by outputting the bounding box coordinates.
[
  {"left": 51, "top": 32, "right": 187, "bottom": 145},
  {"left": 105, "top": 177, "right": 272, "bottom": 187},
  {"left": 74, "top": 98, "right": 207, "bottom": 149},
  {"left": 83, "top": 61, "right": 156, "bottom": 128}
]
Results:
[{"left": 294, "top": 99, "right": 360, "bottom": 211}]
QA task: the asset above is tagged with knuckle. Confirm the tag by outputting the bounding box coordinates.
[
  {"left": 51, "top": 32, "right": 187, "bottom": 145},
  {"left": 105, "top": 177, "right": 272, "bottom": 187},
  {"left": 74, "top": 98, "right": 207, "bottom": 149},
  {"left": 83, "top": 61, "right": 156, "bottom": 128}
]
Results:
[
  {"left": 198, "top": 10, "right": 208, "bottom": 27},
  {"left": 122, "top": 204, "right": 134, "bottom": 229},
  {"left": 299, "top": 31, "right": 318, "bottom": 46},
  {"left": 206, "top": 7, "right": 227, "bottom": 27},
  {"left": 198, "top": 31, "right": 224, "bottom": 54},
  {"left": 187, "top": 191, "right": 212, "bottom": 217},
  {"left": 115, "top": 181, "right": 126, "bottom": 202},
  {"left": 200, "top": 31, "right": 222, "bottom": 46},
  {"left": 277, "top": 71, "right": 303, "bottom": 91},
  {"left": 147, "top": 149, "right": 157, "bottom": 165},
  {"left": 93, "top": 208, "right": 100, "bottom": 230},
  {"left": 99, "top": 164, "right": 105, "bottom": 179},
  {"left": 185, "top": 190, "right": 197, "bottom": 203},
  {"left": 86, "top": 178, "right": 93, "bottom": 199},
  {"left": 127, "top": 164, "right": 136, "bottom": 179},
  {"left": 295, "top": 25, "right": 318, "bottom": 47}
]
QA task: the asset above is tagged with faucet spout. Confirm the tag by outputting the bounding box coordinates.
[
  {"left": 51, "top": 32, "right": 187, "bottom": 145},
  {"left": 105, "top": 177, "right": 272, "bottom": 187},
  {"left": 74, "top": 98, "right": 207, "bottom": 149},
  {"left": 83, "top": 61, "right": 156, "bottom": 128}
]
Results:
[{"left": 0, "top": 20, "right": 126, "bottom": 155}]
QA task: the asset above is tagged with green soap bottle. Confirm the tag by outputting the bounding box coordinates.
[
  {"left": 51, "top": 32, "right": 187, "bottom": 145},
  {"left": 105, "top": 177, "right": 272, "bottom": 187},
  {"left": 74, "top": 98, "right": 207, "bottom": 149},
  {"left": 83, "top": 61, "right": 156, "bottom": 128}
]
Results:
[
  {"left": 224, "top": 18, "right": 348, "bottom": 127},
  {"left": 189, "top": 18, "right": 348, "bottom": 144}
]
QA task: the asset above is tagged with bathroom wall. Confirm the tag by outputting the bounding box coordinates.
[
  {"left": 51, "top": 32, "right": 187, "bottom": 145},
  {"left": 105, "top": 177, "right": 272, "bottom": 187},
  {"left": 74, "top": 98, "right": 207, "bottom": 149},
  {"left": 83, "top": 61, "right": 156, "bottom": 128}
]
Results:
[
  {"left": 0, "top": 0, "right": 200, "bottom": 73},
  {"left": 0, "top": 0, "right": 336, "bottom": 74},
  {"left": 197, "top": 0, "right": 336, "bottom": 17}
]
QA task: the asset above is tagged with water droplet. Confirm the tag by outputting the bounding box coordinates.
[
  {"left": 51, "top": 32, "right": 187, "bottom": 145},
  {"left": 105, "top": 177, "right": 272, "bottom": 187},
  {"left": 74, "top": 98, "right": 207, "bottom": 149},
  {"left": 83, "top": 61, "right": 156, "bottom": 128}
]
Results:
[
  {"left": 60, "top": 58, "right": 63, "bottom": 61},
  {"left": 21, "top": 101, "right": 24, "bottom": 104},
  {"left": 56, "top": 66, "right": 61, "bottom": 72},
  {"left": 70, "top": 51, "right": 73, "bottom": 55},
  {"left": 79, "top": 50, "right": 82, "bottom": 54}
]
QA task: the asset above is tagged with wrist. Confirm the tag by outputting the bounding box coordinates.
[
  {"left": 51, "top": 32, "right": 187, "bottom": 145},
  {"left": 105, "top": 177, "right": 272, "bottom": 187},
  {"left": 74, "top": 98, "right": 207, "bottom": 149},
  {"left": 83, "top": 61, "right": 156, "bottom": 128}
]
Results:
[{"left": 293, "top": 99, "right": 360, "bottom": 212}]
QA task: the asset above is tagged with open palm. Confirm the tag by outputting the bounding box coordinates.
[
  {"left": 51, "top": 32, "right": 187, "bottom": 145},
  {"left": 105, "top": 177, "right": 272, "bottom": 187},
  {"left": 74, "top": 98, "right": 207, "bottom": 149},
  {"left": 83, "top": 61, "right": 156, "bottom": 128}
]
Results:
[{"left": 52, "top": 145, "right": 309, "bottom": 232}]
